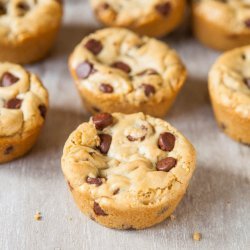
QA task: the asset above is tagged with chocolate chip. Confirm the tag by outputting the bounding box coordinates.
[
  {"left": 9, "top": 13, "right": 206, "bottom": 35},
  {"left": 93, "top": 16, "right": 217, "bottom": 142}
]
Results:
[
  {"left": 113, "top": 188, "right": 120, "bottom": 195},
  {"left": 98, "top": 134, "right": 112, "bottom": 154},
  {"left": 99, "top": 83, "right": 114, "bottom": 93},
  {"left": 16, "top": 2, "right": 30, "bottom": 16},
  {"left": 141, "top": 84, "right": 156, "bottom": 97},
  {"left": 85, "top": 39, "right": 103, "bottom": 55},
  {"left": 86, "top": 176, "right": 103, "bottom": 186},
  {"left": 0, "top": 72, "right": 19, "bottom": 87},
  {"left": 111, "top": 61, "right": 131, "bottom": 73},
  {"left": 93, "top": 202, "right": 108, "bottom": 216},
  {"left": 245, "top": 19, "right": 250, "bottom": 28},
  {"left": 155, "top": 2, "right": 171, "bottom": 16},
  {"left": 5, "top": 98, "right": 22, "bottom": 109},
  {"left": 76, "top": 62, "right": 93, "bottom": 79},
  {"left": 38, "top": 105, "right": 47, "bottom": 119},
  {"left": 92, "top": 113, "right": 113, "bottom": 130},
  {"left": 244, "top": 78, "right": 250, "bottom": 88},
  {"left": 158, "top": 132, "right": 176, "bottom": 152},
  {"left": 4, "top": 146, "right": 13, "bottom": 155},
  {"left": 0, "top": 4, "right": 6, "bottom": 15},
  {"left": 220, "top": 123, "right": 226, "bottom": 130},
  {"left": 67, "top": 181, "right": 73, "bottom": 191},
  {"left": 156, "top": 157, "right": 177, "bottom": 172},
  {"left": 127, "top": 135, "right": 145, "bottom": 142},
  {"left": 99, "top": 2, "right": 110, "bottom": 10},
  {"left": 92, "top": 106, "right": 101, "bottom": 113},
  {"left": 137, "top": 69, "right": 158, "bottom": 76}
]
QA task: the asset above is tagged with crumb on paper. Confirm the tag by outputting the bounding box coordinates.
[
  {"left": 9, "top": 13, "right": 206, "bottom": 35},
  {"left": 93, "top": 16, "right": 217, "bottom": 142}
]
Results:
[
  {"left": 193, "top": 232, "right": 202, "bottom": 241},
  {"left": 170, "top": 214, "right": 176, "bottom": 221},
  {"left": 34, "top": 212, "right": 42, "bottom": 221},
  {"left": 69, "top": 217, "right": 73, "bottom": 221}
]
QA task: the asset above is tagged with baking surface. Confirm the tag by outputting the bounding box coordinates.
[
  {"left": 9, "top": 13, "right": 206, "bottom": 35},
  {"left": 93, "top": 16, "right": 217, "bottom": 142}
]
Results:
[{"left": 0, "top": 0, "right": 249, "bottom": 249}]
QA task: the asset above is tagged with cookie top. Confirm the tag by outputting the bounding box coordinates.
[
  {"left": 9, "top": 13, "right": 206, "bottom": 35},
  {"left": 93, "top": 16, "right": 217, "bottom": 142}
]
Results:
[
  {"left": 209, "top": 46, "right": 250, "bottom": 118},
  {"left": 192, "top": 0, "right": 250, "bottom": 33},
  {"left": 0, "top": 62, "right": 48, "bottom": 137},
  {"left": 62, "top": 112, "right": 196, "bottom": 207},
  {"left": 91, "top": 0, "right": 178, "bottom": 27},
  {"left": 69, "top": 28, "right": 186, "bottom": 106},
  {"left": 0, "top": 0, "right": 62, "bottom": 44}
]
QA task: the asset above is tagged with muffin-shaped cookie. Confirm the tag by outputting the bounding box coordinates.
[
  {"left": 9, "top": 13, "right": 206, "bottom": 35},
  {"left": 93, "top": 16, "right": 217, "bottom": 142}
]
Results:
[
  {"left": 61, "top": 112, "right": 196, "bottom": 230},
  {"left": 209, "top": 46, "right": 250, "bottom": 144},
  {"left": 0, "top": 62, "right": 48, "bottom": 163},
  {"left": 90, "top": 0, "right": 186, "bottom": 37},
  {"left": 192, "top": 0, "right": 250, "bottom": 51},
  {"left": 69, "top": 28, "right": 187, "bottom": 117},
  {"left": 0, "top": 0, "right": 62, "bottom": 64}
]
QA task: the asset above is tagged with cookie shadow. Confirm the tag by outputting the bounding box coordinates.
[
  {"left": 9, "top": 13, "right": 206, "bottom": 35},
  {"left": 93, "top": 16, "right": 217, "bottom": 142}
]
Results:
[
  {"left": 167, "top": 75, "right": 212, "bottom": 121},
  {"left": 152, "top": 163, "right": 250, "bottom": 231},
  {"left": 52, "top": 23, "right": 98, "bottom": 59},
  {"left": 24, "top": 108, "right": 90, "bottom": 170}
]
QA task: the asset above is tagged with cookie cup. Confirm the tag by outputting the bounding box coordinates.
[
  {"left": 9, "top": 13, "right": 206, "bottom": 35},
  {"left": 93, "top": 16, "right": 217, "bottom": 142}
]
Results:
[
  {"left": 92, "top": 0, "right": 186, "bottom": 37},
  {"left": 0, "top": 126, "right": 43, "bottom": 164}
]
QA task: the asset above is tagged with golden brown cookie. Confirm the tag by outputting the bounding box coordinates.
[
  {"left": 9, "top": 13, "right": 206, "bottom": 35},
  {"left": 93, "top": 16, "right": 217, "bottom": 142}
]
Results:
[
  {"left": 0, "top": 62, "right": 49, "bottom": 163},
  {"left": 61, "top": 112, "right": 196, "bottom": 230},
  {"left": 90, "top": 0, "right": 186, "bottom": 37},
  {"left": 0, "top": 0, "right": 62, "bottom": 64},
  {"left": 192, "top": 0, "right": 250, "bottom": 51},
  {"left": 209, "top": 46, "right": 250, "bottom": 144},
  {"left": 69, "top": 28, "right": 187, "bottom": 117}
]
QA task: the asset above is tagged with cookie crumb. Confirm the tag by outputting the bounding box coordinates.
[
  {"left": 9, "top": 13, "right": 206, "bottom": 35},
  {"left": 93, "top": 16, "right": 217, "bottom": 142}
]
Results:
[
  {"left": 170, "top": 214, "right": 176, "bottom": 221},
  {"left": 34, "top": 212, "right": 42, "bottom": 221},
  {"left": 193, "top": 232, "right": 202, "bottom": 241}
]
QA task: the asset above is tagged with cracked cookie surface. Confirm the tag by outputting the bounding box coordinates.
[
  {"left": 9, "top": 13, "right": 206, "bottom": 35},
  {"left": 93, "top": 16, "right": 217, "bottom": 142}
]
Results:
[
  {"left": 209, "top": 45, "right": 250, "bottom": 144},
  {"left": 90, "top": 0, "right": 186, "bottom": 37},
  {"left": 0, "top": 0, "right": 62, "bottom": 63},
  {"left": 192, "top": 0, "right": 250, "bottom": 51},
  {"left": 61, "top": 112, "right": 196, "bottom": 229},
  {"left": 0, "top": 62, "right": 48, "bottom": 163},
  {"left": 69, "top": 28, "right": 186, "bottom": 117}
]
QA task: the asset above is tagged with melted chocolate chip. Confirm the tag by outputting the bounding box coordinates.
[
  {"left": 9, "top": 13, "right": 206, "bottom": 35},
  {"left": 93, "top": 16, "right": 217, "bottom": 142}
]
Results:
[
  {"left": 113, "top": 188, "right": 120, "bottom": 195},
  {"left": 111, "top": 61, "right": 131, "bottom": 73},
  {"left": 76, "top": 62, "right": 93, "bottom": 79},
  {"left": 127, "top": 135, "right": 145, "bottom": 142},
  {"left": 98, "top": 134, "right": 112, "bottom": 154},
  {"left": 16, "top": 2, "right": 30, "bottom": 16},
  {"left": 155, "top": 2, "right": 171, "bottom": 16},
  {"left": 158, "top": 132, "right": 176, "bottom": 152},
  {"left": 86, "top": 176, "right": 103, "bottom": 186},
  {"left": 0, "top": 4, "right": 6, "bottom": 15},
  {"left": 156, "top": 157, "right": 177, "bottom": 172},
  {"left": 4, "top": 146, "right": 14, "bottom": 155},
  {"left": 85, "top": 39, "right": 103, "bottom": 55},
  {"left": 245, "top": 19, "right": 250, "bottom": 28},
  {"left": 5, "top": 98, "right": 22, "bottom": 109},
  {"left": 137, "top": 69, "right": 158, "bottom": 76},
  {"left": 244, "top": 78, "right": 250, "bottom": 88},
  {"left": 67, "top": 181, "right": 73, "bottom": 191},
  {"left": 93, "top": 202, "right": 108, "bottom": 216},
  {"left": 92, "top": 113, "right": 113, "bottom": 130},
  {"left": 0, "top": 72, "right": 19, "bottom": 87},
  {"left": 99, "top": 2, "right": 110, "bottom": 10},
  {"left": 141, "top": 84, "right": 156, "bottom": 97},
  {"left": 99, "top": 83, "right": 114, "bottom": 93},
  {"left": 38, "top": 105, "right": 47, "bottom": 119}
]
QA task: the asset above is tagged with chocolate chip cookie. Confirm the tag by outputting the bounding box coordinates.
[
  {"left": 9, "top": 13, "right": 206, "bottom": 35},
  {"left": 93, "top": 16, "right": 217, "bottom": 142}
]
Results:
[
  {"left": 0, "top": 0, "right": 62, "bottom": 64},
  {"left": 209, "top": 46, "right": 250, "bottom": 144},
  {"left": 61, "top": 112, "right": 196, "bottom": 229},
  {"left": 192, "top": 0, "right": 250, "bottom": 51},
  {"left": 0, "top": 62, "right": 49, "bottom": 163},
  {"left": 90, "top": 0, "right": 186, "bottom": 37},
  {"left": 69, "top": 28, "right": 187, "bottom": 117}
]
